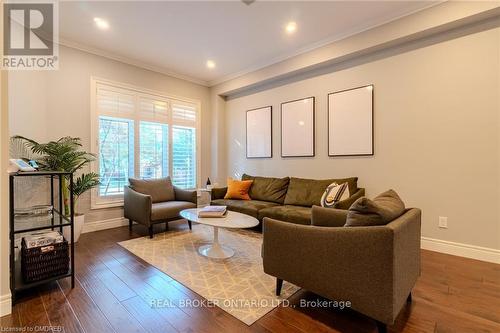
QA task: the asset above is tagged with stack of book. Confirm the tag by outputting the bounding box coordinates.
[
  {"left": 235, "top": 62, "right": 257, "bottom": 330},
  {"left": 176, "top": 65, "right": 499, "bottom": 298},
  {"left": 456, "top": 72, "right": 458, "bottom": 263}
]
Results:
[
  {"left": 198, "top": 205, "right": 227, "bottom": 218},
  {"left": 23, "top": 230, "right": 64, "bottom": 249}
]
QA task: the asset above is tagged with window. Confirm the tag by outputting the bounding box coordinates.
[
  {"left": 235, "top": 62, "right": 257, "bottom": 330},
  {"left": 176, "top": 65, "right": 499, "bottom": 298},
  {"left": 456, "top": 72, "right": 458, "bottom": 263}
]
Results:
[
  {"left": 139, "top": 121, "right": 168, "bottom": 179},
  {"left": 98, "top": 116, "right": 134, "bottom": 197},
  {"left": 91, "top": 79, "right": 200, "bottom": 208},
  {"left": 172, "top": 126, "right": 196, "bottom": 188}
]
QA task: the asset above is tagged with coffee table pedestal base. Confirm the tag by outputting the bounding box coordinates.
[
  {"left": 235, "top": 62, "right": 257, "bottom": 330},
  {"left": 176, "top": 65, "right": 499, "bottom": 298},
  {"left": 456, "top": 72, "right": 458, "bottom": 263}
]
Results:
[{"left": 198, "top": 226, "right": 235, "bottom": 259}]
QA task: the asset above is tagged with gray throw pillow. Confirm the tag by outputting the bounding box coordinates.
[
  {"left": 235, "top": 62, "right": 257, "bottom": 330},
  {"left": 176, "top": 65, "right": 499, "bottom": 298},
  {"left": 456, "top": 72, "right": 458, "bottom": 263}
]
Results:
[
  {"left": 129, "top": 177, "right": 175, "bottom": 203},
  {"left": 345, "top": 189, "right": 405, "bottom": 227}
]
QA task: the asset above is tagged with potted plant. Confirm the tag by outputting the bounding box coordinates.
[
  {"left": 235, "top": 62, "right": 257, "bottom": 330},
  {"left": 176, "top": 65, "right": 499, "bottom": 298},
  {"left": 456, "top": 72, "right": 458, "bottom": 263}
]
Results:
[{"left": 11, "top": 136, "right": 100, "bottom": 242}]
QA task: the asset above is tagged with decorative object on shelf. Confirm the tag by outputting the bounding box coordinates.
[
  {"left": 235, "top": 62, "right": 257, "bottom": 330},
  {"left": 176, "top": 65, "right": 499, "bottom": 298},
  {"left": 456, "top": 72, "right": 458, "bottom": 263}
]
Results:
[
  {"left": 281, "top": 97, "right": 315, "bottom": 157},
  {"left": 328, "top": 85, "right": 374, "bottom": 157},
  {"left": 11, "top": 136, "right": 100, "bottom": 242},
  {"left": 246, "top": 106, "right": 272, "bottom": 158},
  {"left": 9, "top": 171, "right": 75, "bottom": 302},
  {"left": 8, "top": 159, "right": 36, "bottom": 172}
]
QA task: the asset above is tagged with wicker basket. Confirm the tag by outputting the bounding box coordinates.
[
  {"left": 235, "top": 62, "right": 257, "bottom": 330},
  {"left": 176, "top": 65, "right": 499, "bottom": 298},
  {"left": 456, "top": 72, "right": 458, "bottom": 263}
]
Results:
[{"left": 21, "top": 239, "right": 69, "bottom": 283}]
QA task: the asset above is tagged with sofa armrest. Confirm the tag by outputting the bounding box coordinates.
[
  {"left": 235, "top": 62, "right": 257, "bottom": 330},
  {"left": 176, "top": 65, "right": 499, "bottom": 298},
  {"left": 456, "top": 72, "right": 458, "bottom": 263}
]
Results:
[
  {"left": 211, "top": 187, "right": 227, "bottom": 200},
  {"left": 124, "top": 186, "right": 152, "bottom": 226},
  {"left": 387, "top": 208, "right": 421, "bottom": 319},
  {"left": 174, "top": 186, "right": 197, "bottom": 204},
  {"left": 262, "top": 217, "right": 395, "bottom": 323},
  {"left": 311, "top": 206, "right": 348, "bottom": 227},
  {"left": 333, "top": 187, "right": 365, "bottom": 210}
]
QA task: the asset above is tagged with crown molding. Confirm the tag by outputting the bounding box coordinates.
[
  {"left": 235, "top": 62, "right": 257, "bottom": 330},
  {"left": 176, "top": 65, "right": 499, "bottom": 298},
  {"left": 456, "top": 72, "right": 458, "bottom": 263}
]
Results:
[
  {"left": 207, "top": 1, "right": 442, "bottom": 87},
  {"left": 57, "top": 2, "right": 441, "bottom": 89},
  {"left": 58, "top": 38, "right": 210, "bottom": 87}
]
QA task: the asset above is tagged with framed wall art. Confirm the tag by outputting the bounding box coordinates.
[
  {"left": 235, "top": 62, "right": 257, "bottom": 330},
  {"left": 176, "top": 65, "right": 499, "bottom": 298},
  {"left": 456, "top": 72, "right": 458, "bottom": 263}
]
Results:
[
  {"left": 328, "top": 85, "right": 373, "bottom": 157},
  {"left": 246, "top": 106, "right": 272, "bottom": 158},
  {"left": 281, "top": 97, "right": 315, "bottom": 157}
]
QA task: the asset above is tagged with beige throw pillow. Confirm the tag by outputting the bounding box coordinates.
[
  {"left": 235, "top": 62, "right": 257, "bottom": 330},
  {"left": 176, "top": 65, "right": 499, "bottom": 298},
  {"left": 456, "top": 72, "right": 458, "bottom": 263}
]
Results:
[
  {"left": 320, "top": 182, "right": 350, "bottom": 208},
  {"left": 345, "top": 189, "right": 405, "bottom": 227}
]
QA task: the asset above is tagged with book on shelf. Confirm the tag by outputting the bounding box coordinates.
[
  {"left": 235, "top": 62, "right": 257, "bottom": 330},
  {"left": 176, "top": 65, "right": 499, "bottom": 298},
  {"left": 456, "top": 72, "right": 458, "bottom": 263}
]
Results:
[
  {"left": 198, "top": 205, "right": 227, "bottom": 218},
  {"left": 23, "top": 230, "right": 64, "bottom": 249}
]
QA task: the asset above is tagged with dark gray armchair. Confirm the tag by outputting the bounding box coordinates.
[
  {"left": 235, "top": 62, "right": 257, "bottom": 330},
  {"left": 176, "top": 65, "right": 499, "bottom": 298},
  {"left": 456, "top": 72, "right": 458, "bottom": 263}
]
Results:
[
  {"left": 124, "top": 177, "right": 197, "bottom": 238},
  {"left": 262, "top": 206, "right": 421, "bottom": 332}
]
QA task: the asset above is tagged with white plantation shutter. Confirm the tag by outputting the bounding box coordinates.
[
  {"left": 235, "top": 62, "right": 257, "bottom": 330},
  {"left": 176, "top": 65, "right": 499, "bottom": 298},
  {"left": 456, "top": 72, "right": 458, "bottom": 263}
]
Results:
[
  {"left": 171, "top": 101, "right": 197, "bottom": 188},
  {"left": 139, "top": 95, "right": 169, "bottom": 122},
  {"left": 172, "top": 101, "right": 197, "bottom": 126},
  {"left": 96, "top": 85, "right": 135, "bottom": 116},
  {"left": 92, "top": 79, "right": 200, "bottom": 207},
  {"left": 172, "top": 126, "right": 196, "bottom": 188}
]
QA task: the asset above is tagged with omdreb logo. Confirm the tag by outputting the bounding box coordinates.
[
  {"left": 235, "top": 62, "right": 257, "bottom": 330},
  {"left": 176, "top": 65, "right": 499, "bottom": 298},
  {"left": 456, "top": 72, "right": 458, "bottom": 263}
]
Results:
[{"left": 2, "top": 1, "right": 58, "bottom": 70}]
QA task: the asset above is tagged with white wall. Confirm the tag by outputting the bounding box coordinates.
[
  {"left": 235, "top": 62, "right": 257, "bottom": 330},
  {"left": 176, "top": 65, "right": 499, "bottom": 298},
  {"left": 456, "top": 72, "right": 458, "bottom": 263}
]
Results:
[
  {"left": 9, "top": 45, "right": 211, "bottom": 223},
  {"left": 1, "top": 66, "right": 12, "bottom": 316},
  {"left": 224, "top": 28, "right": 500, "bottom": 250}
]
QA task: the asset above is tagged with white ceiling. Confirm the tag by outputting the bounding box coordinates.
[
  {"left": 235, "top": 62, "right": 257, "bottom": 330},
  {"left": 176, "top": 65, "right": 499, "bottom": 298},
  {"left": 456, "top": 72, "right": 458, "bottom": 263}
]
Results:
[{"left": 59, "top": 1, "right": 439, "bottom": 86}]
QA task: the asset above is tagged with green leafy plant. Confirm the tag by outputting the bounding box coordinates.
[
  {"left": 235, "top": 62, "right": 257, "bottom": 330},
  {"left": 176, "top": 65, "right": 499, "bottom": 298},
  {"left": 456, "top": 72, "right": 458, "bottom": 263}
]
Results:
[{"left": 11, "top": 135, "right": 100, "bottom": 215}]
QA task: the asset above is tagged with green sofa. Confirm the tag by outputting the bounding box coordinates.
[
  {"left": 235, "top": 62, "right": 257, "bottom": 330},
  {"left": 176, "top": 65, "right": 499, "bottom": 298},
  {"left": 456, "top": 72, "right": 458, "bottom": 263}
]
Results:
[{"left": 211, "top": 174, "right": 365, "bottom": 225}]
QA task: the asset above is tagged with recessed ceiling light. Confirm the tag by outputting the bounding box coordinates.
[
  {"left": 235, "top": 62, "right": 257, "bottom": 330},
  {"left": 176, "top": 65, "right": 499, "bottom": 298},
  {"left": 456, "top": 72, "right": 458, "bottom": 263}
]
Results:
[
  {"left": 94, "top": 17, "right": 109, "bottom": 30},
  {"left": 285, "top": 21, "right": 297, "bottom": 34},
  {"left": 206, "top": 60, "right": 216, "bottom": 69}
]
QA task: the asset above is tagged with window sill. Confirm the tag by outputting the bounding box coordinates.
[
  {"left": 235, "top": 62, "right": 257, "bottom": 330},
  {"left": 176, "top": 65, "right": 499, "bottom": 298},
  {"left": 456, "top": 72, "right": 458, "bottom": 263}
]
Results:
[{"left": 91, "top": 200, "right": 124, "bottom": 210}]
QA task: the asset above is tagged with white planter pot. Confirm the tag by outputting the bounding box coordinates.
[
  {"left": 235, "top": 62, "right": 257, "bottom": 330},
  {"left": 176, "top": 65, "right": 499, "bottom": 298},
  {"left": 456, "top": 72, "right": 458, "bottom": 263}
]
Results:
[{"left": 63, "top": 214, "right": 85, "bottom": 243}]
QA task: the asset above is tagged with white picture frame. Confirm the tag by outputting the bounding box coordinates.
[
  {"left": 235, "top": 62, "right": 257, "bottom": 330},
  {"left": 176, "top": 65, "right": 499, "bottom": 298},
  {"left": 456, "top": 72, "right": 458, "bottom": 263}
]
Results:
[
  {"left": 281, "top": 97, "right": 315, "bottom": 157},
  {"left": 328, "top": 85, "right": 374, "bottom": 157},
  {"left": 246, "top": 106, "right": 272, "bottom": 158}
]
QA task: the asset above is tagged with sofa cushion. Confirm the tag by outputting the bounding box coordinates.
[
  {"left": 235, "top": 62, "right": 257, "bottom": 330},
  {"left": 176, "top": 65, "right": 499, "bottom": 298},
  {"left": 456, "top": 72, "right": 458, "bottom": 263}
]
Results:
[
  {"left": 284, "top": 177, "right": 358, "bottom": 207},
  {"left": 211, "top": 199, "right": 279, "bottom": 219},
  {"left": 151, "top": 201, "right": 196, "bottom": 221},
  {"left": 258, "top": 205, "right": 312, "bottom": 225},
  {"left": 242, "top": 174, "right": 290, "bottom": 204},
  {"left": 345, "top": 189, "right": 405, "bottom": 227},
  {"left": 129, "top": 177, "right": 175, "bottom": 203}
]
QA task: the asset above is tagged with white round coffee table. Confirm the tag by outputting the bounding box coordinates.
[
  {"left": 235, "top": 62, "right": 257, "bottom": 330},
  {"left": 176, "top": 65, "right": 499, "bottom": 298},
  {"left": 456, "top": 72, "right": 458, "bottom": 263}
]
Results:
[{"left": 180, "top": 208, "right": 259, "bottom": 259}]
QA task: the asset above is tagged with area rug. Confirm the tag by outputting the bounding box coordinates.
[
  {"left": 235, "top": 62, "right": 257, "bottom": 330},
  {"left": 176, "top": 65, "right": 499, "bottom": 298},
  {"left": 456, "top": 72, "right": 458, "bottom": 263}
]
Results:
[{"left": 118, "top": 224, "right": 299, "bottom": 325}]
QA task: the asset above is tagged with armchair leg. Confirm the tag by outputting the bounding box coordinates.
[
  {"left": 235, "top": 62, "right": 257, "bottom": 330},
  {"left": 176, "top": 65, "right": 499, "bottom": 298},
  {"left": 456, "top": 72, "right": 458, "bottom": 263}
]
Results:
[
  {"left": 165, "top": 222, "right": 169, "bottom": 231},
  {"left": 407, "top": 292, "right": 412, "bottom": 303},
  {"left": 187, "top": 219, "right": 192, "bottom": 230},
  {"left": 128, "top": 219, "right": 133, "bottom": 231},
  {"left": 149, "top": 226, "right": 154, "bottom": 239},
  {"left": 276, "top": 278, "right": 283, "bottom": 296},
  {"left": 376, "top": 321, "right": 387, "bottom": 333}
]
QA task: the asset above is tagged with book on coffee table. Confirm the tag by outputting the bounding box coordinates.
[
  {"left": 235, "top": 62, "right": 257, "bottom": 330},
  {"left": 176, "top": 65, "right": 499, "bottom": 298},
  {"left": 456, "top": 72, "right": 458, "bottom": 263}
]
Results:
[{"left": 198, "top": 205, "right": 227, "bottom": 218}]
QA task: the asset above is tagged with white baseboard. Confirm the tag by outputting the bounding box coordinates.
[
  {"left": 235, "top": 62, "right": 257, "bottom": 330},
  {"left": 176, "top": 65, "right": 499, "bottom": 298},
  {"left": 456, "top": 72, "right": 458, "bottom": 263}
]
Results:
[
  {"left": 0, "top": 293, "right": 12, "bottom": 317},
  {"left": 82, "top": 217, "right": 128, "bottom": 234},
  {"left": 80, "top": 218, "right": 500, "bottom": 264},
  {"left": 421, "top": 237, "right": 500, "bottom": 264}
]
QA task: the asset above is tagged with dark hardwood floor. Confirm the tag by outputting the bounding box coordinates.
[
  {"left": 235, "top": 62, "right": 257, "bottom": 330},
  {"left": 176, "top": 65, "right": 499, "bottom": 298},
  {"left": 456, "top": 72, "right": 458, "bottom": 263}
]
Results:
[{"left": 1, "top": 220, "right": 499, "bottom": 333}]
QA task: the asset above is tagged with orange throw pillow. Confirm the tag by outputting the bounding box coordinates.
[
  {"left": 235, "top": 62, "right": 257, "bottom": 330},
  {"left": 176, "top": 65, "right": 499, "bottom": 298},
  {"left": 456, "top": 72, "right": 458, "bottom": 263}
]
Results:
[{"left": 224, "top": 178, "right": 253, "bottom": 200}]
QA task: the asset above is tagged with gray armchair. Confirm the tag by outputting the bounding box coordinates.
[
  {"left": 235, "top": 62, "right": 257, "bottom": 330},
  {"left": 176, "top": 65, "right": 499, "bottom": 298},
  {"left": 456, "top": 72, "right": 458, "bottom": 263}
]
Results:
[
  {"left": 124, "top": 177, "right": 197, "bottom": 238},
  {"left": 262, "top": 206, "right": 421, "bottom": 332}
]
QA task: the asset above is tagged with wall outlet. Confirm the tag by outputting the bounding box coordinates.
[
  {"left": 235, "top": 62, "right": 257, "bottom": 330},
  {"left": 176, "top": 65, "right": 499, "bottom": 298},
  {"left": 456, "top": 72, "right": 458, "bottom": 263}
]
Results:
[{"left": 438, "top": 216, "right": 448, "bottom": 229}]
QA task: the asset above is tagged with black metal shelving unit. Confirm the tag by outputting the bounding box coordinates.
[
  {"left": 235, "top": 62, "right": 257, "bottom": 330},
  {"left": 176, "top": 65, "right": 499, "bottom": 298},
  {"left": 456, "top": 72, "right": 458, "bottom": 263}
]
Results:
[{"left": 9, "top": 171, "right": 75, "bottom": 303}]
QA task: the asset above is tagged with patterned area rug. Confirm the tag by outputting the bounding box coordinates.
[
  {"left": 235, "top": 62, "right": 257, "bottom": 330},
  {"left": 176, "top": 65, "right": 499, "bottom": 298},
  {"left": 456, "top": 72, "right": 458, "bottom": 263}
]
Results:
[{"left": 118, "top": 224, "right": 299, "bottom": 325}]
